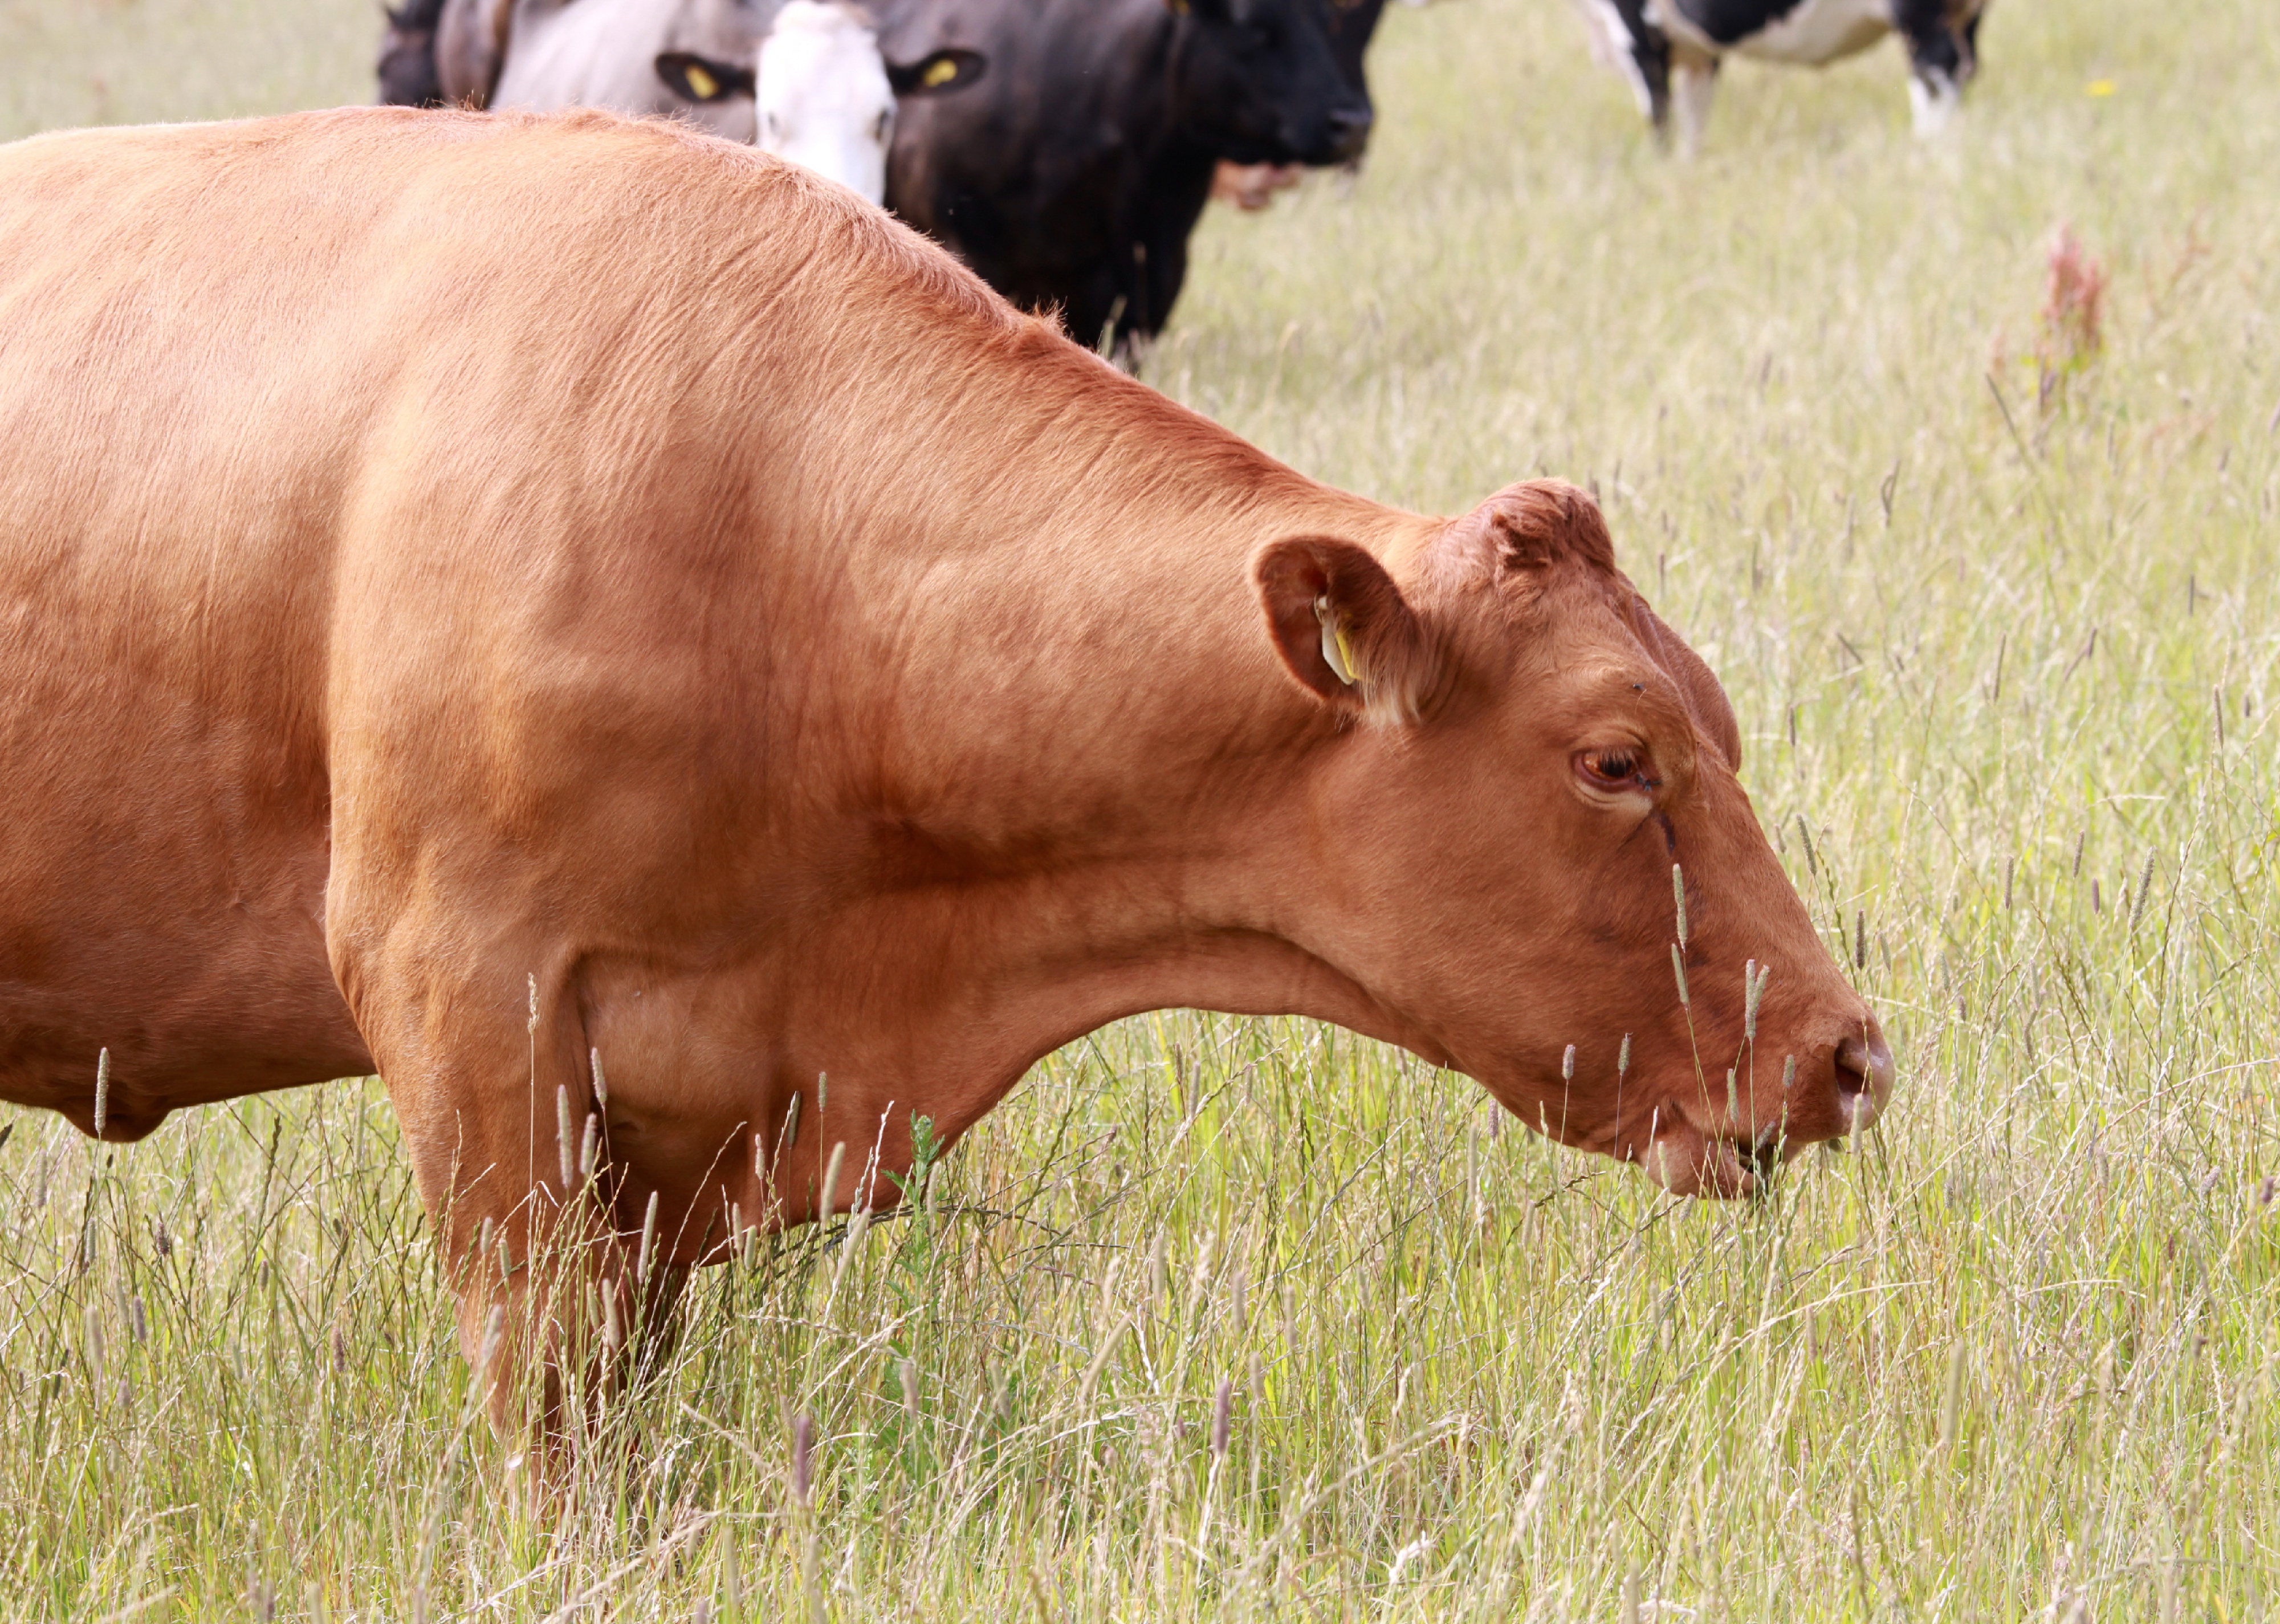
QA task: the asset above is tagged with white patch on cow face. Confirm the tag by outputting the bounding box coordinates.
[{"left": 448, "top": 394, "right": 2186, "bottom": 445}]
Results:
[
  {"left": 755, "top": 0, "right": 897, "bottom": 204},
  {"left": 1909, "top": 66, "right": 1962, "bottom": 135}
]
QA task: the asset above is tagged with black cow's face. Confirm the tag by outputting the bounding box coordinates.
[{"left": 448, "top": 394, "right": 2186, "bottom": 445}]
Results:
[{"left": 1168, "top": 0, "right": 1373, "bottom": 167}]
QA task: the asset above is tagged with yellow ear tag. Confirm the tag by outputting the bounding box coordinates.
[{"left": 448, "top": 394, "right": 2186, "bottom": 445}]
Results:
[
  {"left": 685, "top": 63, "right": 718, "bottom": 99},
  {"left": 921, "top": 56, "right": 959, "bottom": 88},
  {"left": 1313, "top": 593, "right": 1358, "bottom": 686}
]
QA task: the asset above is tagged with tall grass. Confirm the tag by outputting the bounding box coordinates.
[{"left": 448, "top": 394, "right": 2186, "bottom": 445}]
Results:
[{"left": 3, "top": 0, "right": 2277, "bottom": 1616}]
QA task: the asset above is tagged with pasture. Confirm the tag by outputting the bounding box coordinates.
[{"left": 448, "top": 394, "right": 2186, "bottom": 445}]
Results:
[{"left": 3, "top": 0, "right": 2277, "bottom": 1616}]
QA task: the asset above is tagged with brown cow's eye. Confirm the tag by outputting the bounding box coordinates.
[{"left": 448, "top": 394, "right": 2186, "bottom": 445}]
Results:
[{"left": 1577, "top": 748, "right": 1646, "bottom": 789}]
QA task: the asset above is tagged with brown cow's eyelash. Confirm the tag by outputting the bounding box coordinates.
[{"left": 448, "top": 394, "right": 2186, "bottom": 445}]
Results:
[{"left": 1579, "top": 748, "right": 1659, "bottom": 794}]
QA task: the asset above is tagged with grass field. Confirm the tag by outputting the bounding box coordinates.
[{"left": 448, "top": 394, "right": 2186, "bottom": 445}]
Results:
[{"left": 4, "top": 0, "right": 2279, "bottom": 1617}]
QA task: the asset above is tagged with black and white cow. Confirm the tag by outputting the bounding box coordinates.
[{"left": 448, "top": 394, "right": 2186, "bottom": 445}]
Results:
[
  {"left": 877, "top": 0, "right": 1373, "bottom": 358},
  {"left": 1570, "top": 0, "right": 1989, "bottom": 152},
  {"left": 379, "top": 0, "right": 982, "bottom": 205}
]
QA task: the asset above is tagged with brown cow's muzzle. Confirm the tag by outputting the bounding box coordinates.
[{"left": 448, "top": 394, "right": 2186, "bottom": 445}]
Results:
[{"left": 1640, "top": 1012, "right": 1895, "bottom": 1199}]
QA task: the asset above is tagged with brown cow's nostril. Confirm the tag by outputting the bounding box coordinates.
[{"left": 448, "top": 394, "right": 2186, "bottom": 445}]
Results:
[
  {"left": 1833, "top": 1025, "right": 1896, "bottom": 1124},
  {"left": 1834, "top": 1036, "right": 1869, "bottom": 1094}
]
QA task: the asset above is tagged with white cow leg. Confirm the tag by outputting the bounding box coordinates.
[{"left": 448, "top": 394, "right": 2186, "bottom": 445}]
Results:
[{"left": 1670, "top": 48, "right": 1718, "bottom": 158}]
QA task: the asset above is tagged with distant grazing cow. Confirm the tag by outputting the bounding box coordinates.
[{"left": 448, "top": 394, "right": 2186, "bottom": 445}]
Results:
[
  {"left": 1571, "top": 0, "right": 1989, "bottom": 152},
  {"left": 381, "top": 0, "right": 982, "bottom": 202},
  {"left": 1213, "top": 0, "right": 1390, "bottom": 210},
  {"left": 0, "top": 108, "right": 1890, "bottom": 1432},
  {"left": 881, "top": 0, "right": 1374, "bottom": 357}
]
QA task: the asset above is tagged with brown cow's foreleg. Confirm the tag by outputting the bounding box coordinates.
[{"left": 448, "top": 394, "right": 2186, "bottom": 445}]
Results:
[
  {"left": 335, "top": 943, "right": 664, "bottom": 1470},
  {"left": 443, "top": 1172, "right": 625, "bottom": 1455},
  {"left": 410, "top": 1101, "right": 715, "bottom": 1480},
  {"left": 414, "top": 1122, "right": 608, "bottom": 1451}
]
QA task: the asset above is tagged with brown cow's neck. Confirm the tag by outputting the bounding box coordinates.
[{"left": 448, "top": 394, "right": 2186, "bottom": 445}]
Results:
[{"left": 739, "top": 348, "right": 1443, "bottom": 1181}]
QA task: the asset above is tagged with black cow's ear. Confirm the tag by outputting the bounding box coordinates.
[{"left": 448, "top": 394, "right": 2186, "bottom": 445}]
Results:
[
  {"left": 885, "top": 48, "right": 986, "bottom": 96},
  {"left": 654, "top": 51, "right": 754, "bottom": 103},
  {"left": 1252, "top": 536, "right": 1436, "bottom": 722}
]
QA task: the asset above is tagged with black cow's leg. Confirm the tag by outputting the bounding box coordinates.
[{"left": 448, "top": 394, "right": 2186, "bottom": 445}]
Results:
[
  {"left": 1121, "top": 229, "right": 1190, "bottom": 371},
  {"left": 1895, "top": 0, "right": 1975, "bottom": 135},
  {"left": 1612, "top": 0, "right": 1674, "bottom": 136},
  {"left": 1058, "top": 261, "right": 1127, "bottom": 361},
  {"left": 376, "top": 0, "right": 449, "bottom": 107}
]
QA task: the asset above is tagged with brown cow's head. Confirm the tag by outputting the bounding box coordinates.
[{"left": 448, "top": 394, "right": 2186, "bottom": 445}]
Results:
[{"left": 1252, "top": 479, "right": 1890, "bottom": 1196}]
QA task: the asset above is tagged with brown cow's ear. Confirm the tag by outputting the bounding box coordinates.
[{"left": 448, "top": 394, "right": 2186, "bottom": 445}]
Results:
[{"left": 1252, "top": 536, "right": 1435, "bottom": 722}]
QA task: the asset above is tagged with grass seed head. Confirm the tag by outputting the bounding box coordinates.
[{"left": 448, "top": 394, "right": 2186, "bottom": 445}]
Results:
[
  {"left": 820, "top": 1140, "right": 847, "bottom": 1220},
  {"left": 638, "top": 1189, "right": 660, "bottom": 1285},
  {"left": 792, "top": 1411, "right": 814, "bottom": 1503}
]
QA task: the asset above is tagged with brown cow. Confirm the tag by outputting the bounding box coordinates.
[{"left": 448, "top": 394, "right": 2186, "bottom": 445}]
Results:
[{"left": 0, "top": 108, "right": 1888, "bottom": 1428}]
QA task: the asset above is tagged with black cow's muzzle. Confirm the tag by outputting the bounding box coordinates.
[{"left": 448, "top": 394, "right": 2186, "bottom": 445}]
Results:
[{"left": 1320, "top": 103, "right": 1374, "bottom": 164}]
